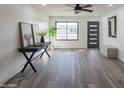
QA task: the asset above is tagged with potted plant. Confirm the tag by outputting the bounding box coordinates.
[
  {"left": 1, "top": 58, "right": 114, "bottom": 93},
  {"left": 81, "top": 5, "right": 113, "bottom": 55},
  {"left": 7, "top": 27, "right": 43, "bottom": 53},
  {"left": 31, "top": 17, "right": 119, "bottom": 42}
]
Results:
[
  {"left": 48, "top": 26, "right": 57, "bottom": 49},
  {"left": 37, "top": 31, "right": 47, "bottom": 45}
]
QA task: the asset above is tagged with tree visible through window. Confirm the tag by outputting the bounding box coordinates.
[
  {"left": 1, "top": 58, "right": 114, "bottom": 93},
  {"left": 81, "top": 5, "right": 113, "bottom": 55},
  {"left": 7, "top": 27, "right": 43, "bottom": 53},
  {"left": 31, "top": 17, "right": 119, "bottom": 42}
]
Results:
[{"left": 56, "top": 21, "right": 78, "bottom": 40}]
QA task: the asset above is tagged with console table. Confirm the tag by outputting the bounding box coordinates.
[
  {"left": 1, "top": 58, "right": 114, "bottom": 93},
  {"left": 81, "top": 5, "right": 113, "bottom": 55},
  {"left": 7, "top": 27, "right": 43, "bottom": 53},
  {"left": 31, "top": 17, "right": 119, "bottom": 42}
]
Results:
[{"left": 18, "top": 42, "right": 51, "bottom": 73}]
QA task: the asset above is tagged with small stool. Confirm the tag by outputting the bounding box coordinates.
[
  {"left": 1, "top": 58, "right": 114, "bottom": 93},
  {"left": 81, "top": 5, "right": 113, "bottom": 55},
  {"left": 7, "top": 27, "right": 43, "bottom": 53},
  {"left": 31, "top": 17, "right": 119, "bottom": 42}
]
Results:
[{"left": 107, "top": 48, "right": 117, "bottom": 58}]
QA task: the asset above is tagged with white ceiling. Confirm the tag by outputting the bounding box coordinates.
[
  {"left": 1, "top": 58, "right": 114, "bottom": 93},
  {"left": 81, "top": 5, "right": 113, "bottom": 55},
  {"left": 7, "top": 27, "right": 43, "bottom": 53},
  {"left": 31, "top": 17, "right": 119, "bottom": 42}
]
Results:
[{"left": 33, "top": 4, "right": 124, "bottom": 17}]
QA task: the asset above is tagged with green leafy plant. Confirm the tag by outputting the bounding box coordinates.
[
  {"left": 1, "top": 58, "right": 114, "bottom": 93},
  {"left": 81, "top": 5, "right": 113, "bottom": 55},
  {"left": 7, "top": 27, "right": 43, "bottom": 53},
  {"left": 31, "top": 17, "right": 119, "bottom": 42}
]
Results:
[
  {"left": 48, "top": 26, "right": 57, "bottom": 49},
  {"left": 48, "top": 26, "right": 57, "bottom": 37},
  {"left": 37, "top": 31, "right": 47, "bottom": 37}
]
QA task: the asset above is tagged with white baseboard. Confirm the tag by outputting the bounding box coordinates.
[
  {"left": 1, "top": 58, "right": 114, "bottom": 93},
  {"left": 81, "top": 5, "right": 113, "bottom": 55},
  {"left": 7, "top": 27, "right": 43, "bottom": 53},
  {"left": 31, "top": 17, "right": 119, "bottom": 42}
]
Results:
[{"left": 0, "top": 64, "right": 24, "bottom": 86}]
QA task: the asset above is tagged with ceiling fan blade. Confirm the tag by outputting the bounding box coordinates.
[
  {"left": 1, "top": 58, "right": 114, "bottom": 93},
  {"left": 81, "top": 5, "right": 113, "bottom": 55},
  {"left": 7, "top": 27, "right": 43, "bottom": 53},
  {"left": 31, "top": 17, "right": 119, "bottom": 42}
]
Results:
[
  {"left": 81, "top": 4, "right": 92, "bottom": 8},
  {"left": 81, "top": 9, "right": 93, "bottom": 12}
]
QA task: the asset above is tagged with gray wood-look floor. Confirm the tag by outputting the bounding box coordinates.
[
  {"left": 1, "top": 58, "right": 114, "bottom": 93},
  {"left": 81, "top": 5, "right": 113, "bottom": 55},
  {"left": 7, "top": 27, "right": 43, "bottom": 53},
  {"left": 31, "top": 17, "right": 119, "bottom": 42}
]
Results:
[{"left": 3, "top": 49, "right": 124, "bottom": 88}]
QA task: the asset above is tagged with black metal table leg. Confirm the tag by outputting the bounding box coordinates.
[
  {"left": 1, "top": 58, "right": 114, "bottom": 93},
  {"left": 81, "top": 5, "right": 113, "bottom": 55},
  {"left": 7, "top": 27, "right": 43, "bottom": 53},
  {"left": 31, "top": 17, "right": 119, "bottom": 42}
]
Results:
[
  {"left": 21, "top": 52, "right": 37, "bottom": 73},
  {"left": 28, "top": 62, "right": 37, "bottom": 72},
  {"left": 40, "top": 49, "right": 46, "bottom": 58},
  {"left": 40, "top": 46, "right": 50, "bottom": 58},
  {"left": 44, "top": 49, "right": 50, "bottom": 58},
  {"left": 21, "top": 62, "right": 28, "bottom": 73},
  {"left": 44, "top": 46, "right": 50, "bottom": 58}
]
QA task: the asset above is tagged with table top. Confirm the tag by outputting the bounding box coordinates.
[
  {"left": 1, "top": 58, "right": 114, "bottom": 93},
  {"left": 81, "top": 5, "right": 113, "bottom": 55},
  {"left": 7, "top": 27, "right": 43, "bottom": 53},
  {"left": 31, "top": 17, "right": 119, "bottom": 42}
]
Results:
[{"left": 18, "top": 42, "right": 51, "bottom": 52}]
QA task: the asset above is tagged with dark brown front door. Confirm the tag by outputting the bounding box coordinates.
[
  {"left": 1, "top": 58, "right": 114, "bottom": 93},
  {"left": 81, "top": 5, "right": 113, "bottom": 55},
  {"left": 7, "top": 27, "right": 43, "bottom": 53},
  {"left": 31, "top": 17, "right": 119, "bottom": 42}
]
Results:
[{"left": 87, "top": 21, "right": 99, "bottom": 48}]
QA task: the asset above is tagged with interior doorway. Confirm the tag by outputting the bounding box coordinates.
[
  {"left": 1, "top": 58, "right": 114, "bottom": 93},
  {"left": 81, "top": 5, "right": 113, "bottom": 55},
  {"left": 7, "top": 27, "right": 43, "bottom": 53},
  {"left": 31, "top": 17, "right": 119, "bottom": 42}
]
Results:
[{"left": 87, "top": 21, "right": 99, "bottom": 48}]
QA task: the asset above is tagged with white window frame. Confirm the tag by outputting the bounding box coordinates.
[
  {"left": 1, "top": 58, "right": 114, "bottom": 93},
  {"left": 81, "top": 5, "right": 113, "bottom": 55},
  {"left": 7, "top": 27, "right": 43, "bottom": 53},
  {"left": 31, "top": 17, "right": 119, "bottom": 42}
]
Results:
[{"left": 55, "top": 21, "right": 79, "bottom": 41}]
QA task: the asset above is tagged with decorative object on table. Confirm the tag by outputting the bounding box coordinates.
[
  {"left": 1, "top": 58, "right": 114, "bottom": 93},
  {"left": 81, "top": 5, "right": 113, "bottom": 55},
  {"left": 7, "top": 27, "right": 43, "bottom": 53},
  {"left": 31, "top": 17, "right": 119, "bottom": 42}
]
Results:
[
  {"left": 24, "top": 33, "right": 32, "bottom": 45},
  {"left": 19, "top": 22, "right": 33, "bottom": 47},
  {"left": 31, "top": 24, "right": 40, "bottom": 43},
  {"left": 108, "top": 16, "right": 117, "bottom": 38},
  {"left": 48, "top": 26, "right": 57, "bottom": 49},
  {"left": 37, "top": 31, "right": 47, "bottom": 45}
]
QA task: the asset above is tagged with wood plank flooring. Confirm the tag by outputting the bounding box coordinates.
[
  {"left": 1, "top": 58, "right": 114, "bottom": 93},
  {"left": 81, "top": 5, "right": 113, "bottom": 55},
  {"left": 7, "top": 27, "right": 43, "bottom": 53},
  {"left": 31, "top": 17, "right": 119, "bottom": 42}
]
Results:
[{"left": 2, "top": 49, "right": 124, "bottom": 88}]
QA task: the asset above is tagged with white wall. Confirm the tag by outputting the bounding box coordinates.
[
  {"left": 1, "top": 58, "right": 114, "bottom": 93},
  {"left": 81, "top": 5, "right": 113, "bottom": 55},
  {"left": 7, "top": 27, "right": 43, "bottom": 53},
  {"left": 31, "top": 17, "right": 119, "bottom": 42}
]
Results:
[
  {"left": 49, "top": 16, "right": 100, "bottom": 48},
  {"left": 100, "top": 6, "right": 124, "bottom": 62},
  {"left": 0, "top": 5, "right": 49, "bottom": 84}
]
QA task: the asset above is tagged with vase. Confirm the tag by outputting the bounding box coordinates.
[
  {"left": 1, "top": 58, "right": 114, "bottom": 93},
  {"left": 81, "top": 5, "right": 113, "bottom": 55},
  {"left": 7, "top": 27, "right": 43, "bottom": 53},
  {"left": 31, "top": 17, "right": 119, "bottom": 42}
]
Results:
[{"left": 40, "top": 36, "right": 44, "bottom": 45}]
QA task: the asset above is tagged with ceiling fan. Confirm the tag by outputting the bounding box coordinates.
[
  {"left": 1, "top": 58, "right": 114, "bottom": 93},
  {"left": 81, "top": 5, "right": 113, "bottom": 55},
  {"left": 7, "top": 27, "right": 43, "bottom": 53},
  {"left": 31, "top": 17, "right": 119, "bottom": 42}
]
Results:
[{"left": 65, "top": 4, "right": 93, "bottom": 14}]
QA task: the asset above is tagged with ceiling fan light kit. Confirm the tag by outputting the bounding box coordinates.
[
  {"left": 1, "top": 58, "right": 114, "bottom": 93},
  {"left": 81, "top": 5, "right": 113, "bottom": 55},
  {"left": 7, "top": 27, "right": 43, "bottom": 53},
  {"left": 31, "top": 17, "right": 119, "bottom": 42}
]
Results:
[{"left": 75, "top": 10, "right": 80, "bottom": 14}]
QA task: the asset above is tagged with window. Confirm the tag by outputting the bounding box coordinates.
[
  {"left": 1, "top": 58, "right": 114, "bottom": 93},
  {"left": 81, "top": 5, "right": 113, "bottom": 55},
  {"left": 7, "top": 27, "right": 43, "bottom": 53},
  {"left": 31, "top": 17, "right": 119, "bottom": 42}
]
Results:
[{"left": 56, "top": 21, "right": 78, "bottom": 40}]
